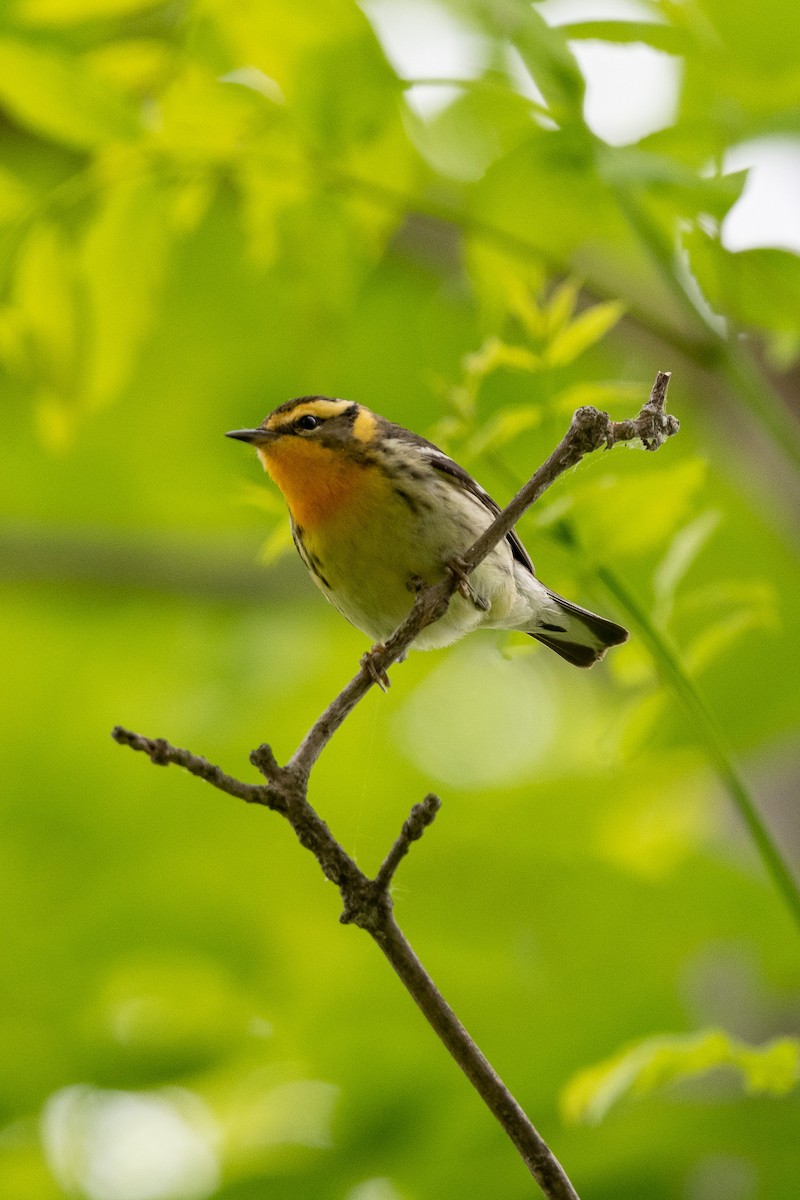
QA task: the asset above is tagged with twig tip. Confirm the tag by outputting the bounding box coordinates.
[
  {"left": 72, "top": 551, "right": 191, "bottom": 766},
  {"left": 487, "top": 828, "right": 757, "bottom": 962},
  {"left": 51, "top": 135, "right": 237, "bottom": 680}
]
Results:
[
  {"left": 419, "top": 792, "right": 442, "bottom": 825},
  {"left": 250, "top": 742, "right": 281, "bottom": 779}
]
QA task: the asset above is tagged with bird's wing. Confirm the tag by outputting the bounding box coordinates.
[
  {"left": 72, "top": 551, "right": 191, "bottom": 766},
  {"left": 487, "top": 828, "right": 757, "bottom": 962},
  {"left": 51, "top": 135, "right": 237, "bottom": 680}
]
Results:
[
  {"left": 381, "top": 421, "right": 535, "bottom": 575},
  {"left": 426, "top": 452, "right": 535, "bottom": 574}
]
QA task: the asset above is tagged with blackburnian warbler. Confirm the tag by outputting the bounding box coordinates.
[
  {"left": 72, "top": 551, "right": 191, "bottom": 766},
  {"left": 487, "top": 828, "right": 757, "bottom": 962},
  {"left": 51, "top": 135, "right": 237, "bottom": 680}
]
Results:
[{"left": 227, "top": 396, "right": 628, "bottom": 667}]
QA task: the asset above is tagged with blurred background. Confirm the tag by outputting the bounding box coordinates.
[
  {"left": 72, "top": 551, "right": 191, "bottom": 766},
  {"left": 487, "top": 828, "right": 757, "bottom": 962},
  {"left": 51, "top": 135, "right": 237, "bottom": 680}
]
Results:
[{"left": 1, "top": 0, "right": 798, "bottom": 1197}]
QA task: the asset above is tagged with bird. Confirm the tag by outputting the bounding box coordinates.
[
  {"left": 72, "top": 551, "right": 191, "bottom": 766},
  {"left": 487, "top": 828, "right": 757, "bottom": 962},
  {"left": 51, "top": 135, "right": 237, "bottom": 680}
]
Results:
[{"left": 227, "top": 395, "right": 628, "bottom": 667}]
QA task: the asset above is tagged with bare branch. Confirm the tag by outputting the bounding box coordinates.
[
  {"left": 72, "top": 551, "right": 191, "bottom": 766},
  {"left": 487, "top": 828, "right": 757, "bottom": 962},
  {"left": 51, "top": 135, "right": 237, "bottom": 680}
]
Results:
[
  {"left": 111, "top": 726, "right": 272, "bottom": 806},
  {"left": 374, "top": 793, "right": 442, "bottom": 894},
  {"left": 375, "top": 910, "right": 579, "bottom": 1198},
  {"left": 461, "top": 371, "right": 675, "bottom": 575},
  {"left": 113, "top": 376, "right": 679, "bottom": 1200}
]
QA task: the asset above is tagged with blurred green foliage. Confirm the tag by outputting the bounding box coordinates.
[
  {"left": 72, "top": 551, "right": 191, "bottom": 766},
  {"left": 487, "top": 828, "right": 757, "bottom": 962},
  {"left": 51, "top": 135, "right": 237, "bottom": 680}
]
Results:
[
  {"left": 1, "top": 1, "right": 798, "bottom": 1198},
  {"left": 562, "top": 1029, "right": 800, "bottom": 1126}
]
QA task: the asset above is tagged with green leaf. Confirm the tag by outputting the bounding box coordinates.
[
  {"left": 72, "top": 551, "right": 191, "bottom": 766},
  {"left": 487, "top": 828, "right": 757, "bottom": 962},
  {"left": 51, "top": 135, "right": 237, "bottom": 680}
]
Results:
[
  {"left": 464, "top": 336, "right": 540, "bottom": 381},
  {"left": 84, "top": 39, "right": 174, "bottom": 97},
  {"left": 498, "top": 276, "right": 549, "bottom": 340},
  {"left": 237, "top": 482, "right": 294, "bottom": 563},
  {"left": 599, "top": 146, "right": 748, "bottom": 224},
  {"left": 0, "top": 39, "right": 139, "bottom": 149},
  {"left": 90, "top": 954, "right": 257, "bottom": 1072},
  {"left": 208, "top": 0, "right": 367, "bottom": 99},
  {"left": 292, "top": 29, "right": 400, "bottom": 155},
  {"left": 558, "top": 20, "right": 685, "bottom": 54},
  {"left": 9, "top": 221, "right": 78, "bottom": 395},
  {"left": 685, "top": 604, "right": 778, "bottom": 676},
  {"left": 562, "top": 1029, "right": 800, "bottom": 1125},
  {"left": 652, "top": 509, "right": 722, "bottom": 626},
  {"left": 18, "top": 0, "right": 165, "bottom": 22},
  {"left": 469, "top": 129, "right": 616, "bottom": 267},
  {"left": 548, "top": 379, "right": 646, "bottom": 415},
  {"left": 0, "top": 165, "right": 33, "bottom": 222},
  {"left": 544, "top": 300, "right": 626, "bottom": 366},
  {"left": 218, "top": 1077, "right": 339, "bottom": 1167},
  {"left": 407, "top": 80, "right": 536, "bottom": 184},
  {"left": 464, "top": 242, "right": 546, "bottom": 330},
  {"left": 330, "top": 101, "right": 419, "bottom": 251},
  {"left": 79, "top": 171, "right": 171, "bottom": 408},
  {"left": 541, "top": 277, "right": 580, "bottom": 338},
  {"left": 155, "top": 64, "right": 272, "bottom": 164},
  {"left": 235, "top": 158, "right": 305, "bottom": 267},
  {"left": 470, "top": 127, "right": 705, "bottom": 342},
  {"left": 259, "top": 520, "right": 295, "bottom": 565},
  {"left": 490, "top": 0, "right": 585, "bottom": 122},
  {"left": 594, "top": 773, "right": 717, "bottom": 880},
  {"left": 561, "top": 459, "right": 707, "bottom": 558},
  {"left": 681, "top": 579, "right": 778, "bottom": 617},
  {"left": 464, "top": 406, "right": 542, "bottom": 458},
  {"left": 685, "top": 228, "right": 800, "bottom": 334}
]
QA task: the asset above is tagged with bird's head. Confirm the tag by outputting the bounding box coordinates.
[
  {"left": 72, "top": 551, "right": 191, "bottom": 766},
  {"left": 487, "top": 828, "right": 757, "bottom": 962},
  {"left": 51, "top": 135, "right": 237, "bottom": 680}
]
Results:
[
  {"left": 226, "top": 395, "right": 377, "bottom": 460},
  {"left": 226, "top": 396, "right": 381, "bottom": 527}
]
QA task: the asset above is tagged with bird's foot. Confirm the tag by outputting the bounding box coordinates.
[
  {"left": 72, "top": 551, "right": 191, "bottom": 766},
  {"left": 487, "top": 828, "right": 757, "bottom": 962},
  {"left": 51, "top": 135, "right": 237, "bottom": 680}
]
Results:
[
  {"left": 361, "top": 646, "right": 391, "bottom": 692},
  {"left": 446, "top": 557, "right": 490, "bottom": 612}
]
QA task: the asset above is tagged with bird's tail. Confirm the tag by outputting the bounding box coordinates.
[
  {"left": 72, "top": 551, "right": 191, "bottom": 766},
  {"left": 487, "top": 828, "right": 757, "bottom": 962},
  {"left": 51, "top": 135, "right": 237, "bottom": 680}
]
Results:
[{"left": 528, "top": 589, "right": 629, "bottom": 668}]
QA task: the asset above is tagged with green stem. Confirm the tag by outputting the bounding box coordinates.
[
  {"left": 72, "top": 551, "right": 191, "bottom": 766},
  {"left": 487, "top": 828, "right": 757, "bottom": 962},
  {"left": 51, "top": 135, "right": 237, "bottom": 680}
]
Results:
[
  {"left": 722, "top": 343, "right": 800, "bottom": 472},
  {"left": 597, "top": 563, "right": 800, "bottom": 933},
  {"left": 610, "top": 182, "right": 717, "bottom": 336}
]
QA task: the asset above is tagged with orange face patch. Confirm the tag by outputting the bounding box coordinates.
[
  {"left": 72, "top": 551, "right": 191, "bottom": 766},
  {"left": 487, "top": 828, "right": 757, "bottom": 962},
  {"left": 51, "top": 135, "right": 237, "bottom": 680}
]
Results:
[{"left": 257, "top": 437, "right": 378, "bottom": 531}]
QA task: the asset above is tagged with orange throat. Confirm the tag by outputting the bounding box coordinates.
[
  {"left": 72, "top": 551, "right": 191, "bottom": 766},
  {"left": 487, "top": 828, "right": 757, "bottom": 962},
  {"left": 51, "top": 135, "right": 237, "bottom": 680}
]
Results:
[{"left": 257, "top": 438, "right": 374, "bottom": 531}]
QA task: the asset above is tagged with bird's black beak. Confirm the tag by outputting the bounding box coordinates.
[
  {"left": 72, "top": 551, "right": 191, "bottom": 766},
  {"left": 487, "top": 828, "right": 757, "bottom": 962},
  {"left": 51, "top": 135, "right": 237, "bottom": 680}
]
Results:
[{"left": 225, "top": 428, "right": 273, "bottom": 445}]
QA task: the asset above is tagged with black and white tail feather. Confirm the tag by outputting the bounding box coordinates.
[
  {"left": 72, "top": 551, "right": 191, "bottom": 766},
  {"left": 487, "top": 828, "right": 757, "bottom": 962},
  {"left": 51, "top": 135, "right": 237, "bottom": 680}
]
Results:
[{"left": 526, "top": 585, "right": 628, "bottom": 668}]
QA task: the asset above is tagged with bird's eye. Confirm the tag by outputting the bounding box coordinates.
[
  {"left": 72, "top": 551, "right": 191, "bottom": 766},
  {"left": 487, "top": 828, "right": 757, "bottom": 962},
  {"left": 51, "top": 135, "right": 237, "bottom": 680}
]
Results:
[{"left": 294, "top": 414, "right": 320, "bottom": 432}]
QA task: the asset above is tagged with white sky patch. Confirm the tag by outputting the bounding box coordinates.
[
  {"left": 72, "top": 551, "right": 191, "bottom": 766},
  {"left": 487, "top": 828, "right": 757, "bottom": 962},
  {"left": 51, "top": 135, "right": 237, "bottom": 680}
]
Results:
[
  {"left": 570, "top": 40, "right": 682, "bottom": 145},
  {"left": 360, "top": 0, "right": 488, "bottom": 117},
  {"left": 538, "top": 0, "right": 678, "bottom": 146},
  {"left": 722, "top": 138, "right": 800, "bottom": 254},
  {"left": 536, "top": 0, "right": 662, "bottom": 21}
]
